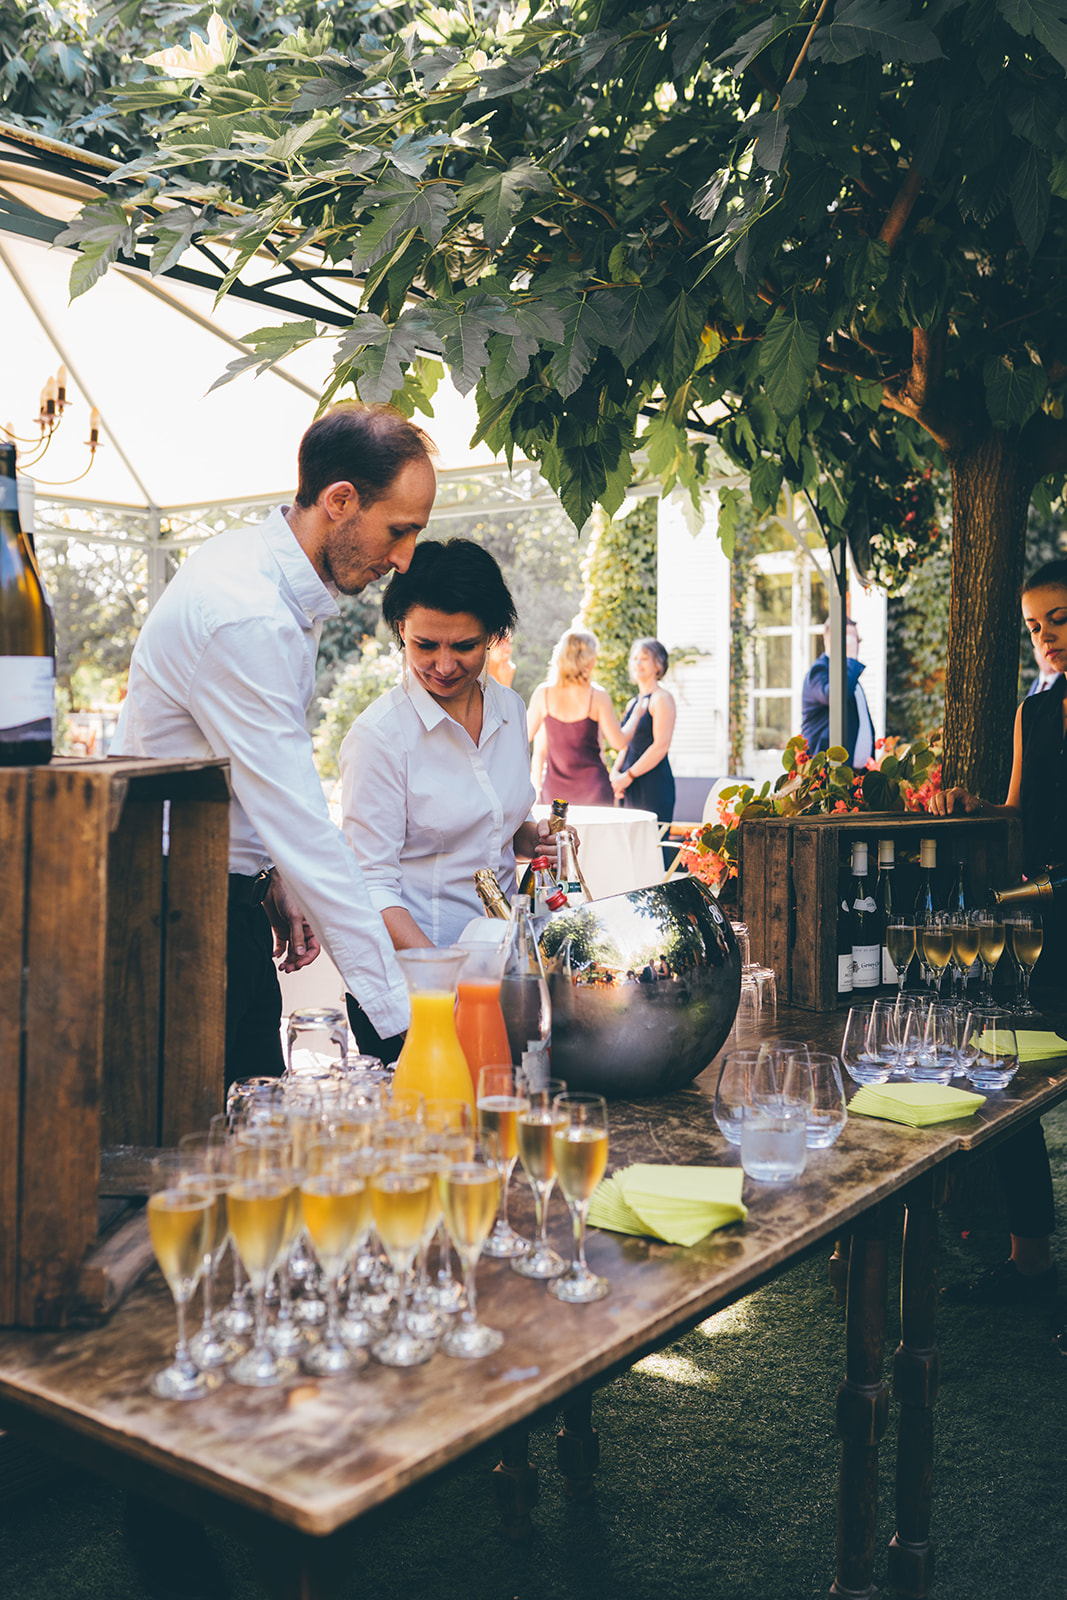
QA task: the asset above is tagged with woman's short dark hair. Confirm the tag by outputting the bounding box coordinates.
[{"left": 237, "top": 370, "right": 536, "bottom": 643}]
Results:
[
  {"left": 1022, "top": 559, "right": 1067, "bottom": 597},
  {"left": 382, "top": 539, "right": 518, "bottom": 642},
  {"left": 631, "top": 636, "right": 669, "bottom": 678},
  {"left": 294, "top": 403, "right": 435, "bottom": 510}
]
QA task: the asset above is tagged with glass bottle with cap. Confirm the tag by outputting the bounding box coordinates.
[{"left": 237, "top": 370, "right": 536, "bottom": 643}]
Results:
[
  {"left": 874, "top": 838, "right": 896, "bottom": 988},
  {"left": 1, "top": 440, "right": 55, "bottom": 766},
  {"left": 849, "top": 840, "right": 880, "bottom": 990},
  {"left": 473, "top": 867, "right": 511, "bottom": 920},
  {"left": 499, "top": 894, "right": 552, "bottom": 1089}
]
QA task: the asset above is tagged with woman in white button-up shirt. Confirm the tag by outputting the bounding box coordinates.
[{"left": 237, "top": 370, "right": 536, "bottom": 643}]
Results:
[{"left": 340, "top": 541, "right": 549, "bottom": 1049}]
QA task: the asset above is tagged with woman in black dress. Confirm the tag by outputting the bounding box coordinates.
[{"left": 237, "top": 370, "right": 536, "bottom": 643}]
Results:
[
  {"left": 611, "top": 639, "right": 676, "bottom": 855},
  {"left": 931, "top": 559, "right": 1067, "bottom": 1325}
]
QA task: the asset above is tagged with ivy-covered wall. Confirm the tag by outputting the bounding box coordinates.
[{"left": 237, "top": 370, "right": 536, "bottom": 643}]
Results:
[{"left": 580, "top": 497, "right": 658, "bottom": 712}]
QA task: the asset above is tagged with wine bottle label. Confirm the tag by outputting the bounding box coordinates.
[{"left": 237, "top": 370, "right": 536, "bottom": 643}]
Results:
[
  {"left": 882, "top": 947, "right": 898, "bottom": 985},
  {"left": 0, "top": 657, "right": 54, "bottom": 739},
  {"left": 838, "top": 953, "right": 854, "bottom": 993},
  {"left": 852, "top": 944, "right": 880, "bottom": 988},
  {"left": 852, "top": 895, "right": 877, "bottom": 914}
]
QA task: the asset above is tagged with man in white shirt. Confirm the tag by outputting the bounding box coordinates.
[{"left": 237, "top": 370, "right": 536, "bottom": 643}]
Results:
[{"left": 112, "top": 404, "right": 437, "bottom": 1081}]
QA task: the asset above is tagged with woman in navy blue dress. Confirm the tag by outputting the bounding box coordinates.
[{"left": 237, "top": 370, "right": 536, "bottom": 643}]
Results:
[{"left": 611, "top": 638, "right": 676, "bottom": 840}]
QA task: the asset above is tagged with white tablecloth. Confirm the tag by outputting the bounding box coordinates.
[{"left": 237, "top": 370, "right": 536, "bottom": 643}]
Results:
[{"left": 534, "top": 803, "right": 663, "bottom": 902}]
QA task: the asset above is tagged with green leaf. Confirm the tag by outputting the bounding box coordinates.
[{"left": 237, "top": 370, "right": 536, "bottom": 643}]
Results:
[
  {"left": 758, "top": 307, "right": 821, "bottom": 421},
  {"left": 748, "top": 80, "right": 805, "bottom": 175},
  {"left": 456, "top": 159, "right": 553, "bottom": 251},
  {"left": 750, "top": 455, "right": 784, "bottom": 513},
  {"left": 999, "top": 0, "right": 1067, "bottom": 73},
  {"left": 207, "top": 319, "right": 319, "bottom": 391},
  {"left": 596, "top": 283, "right": 666, "bottom": 369},
  {"left": 351, "top": 174, "right": 456, "bottom": 272},
  {"left": 653, "top": 290, "right": 708, "bottom": 392},
  {"left": 845, "top": 238, "right": 890, "bottom": 301},
  {"left": 982, "top": 353, "right": 1048, "bottom": 429},
  {"left": 716, "top": 485, "right": 745, "bottom": 559},
  {"left": 146, "top": 205, "right": 206, "bottom": 276},
  {"left": 545, "top": 293, "right": 615, "bottom": 399},
  {"left": 55, "top": 201, "right": 140, "bottom": 299},
  {"left": 332, "top": 312, "right": 442, "bottom": 405},
  {"left": 422, "top": 294, "right": 517, "bottom": 395},
  {"left": 484, "top": 301, "right": 565, "bottom": 397},
  {"left": 1050, "top": 152, "right": 1067, "bottom": 200},
  {"left": 808, "top": 0, "right": 943, "bottom": 64},
  {"left": 1011, "top": 143, "right": 1051, "bottom": 256}
]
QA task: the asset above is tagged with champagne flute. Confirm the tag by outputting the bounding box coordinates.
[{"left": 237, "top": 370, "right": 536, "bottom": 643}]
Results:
[
  {"left": 547, "top": 1092, "right": 610, "bottom": 1305},
  {"left": 228, "top": 1133, "right": 299, "bottom": 1387},
  {"left": 218, "top": 1077, "right": 283, "bottom": 1336},
  {"left": 370, "top": 1160, "right": 437, "bottom": 1367},
  {"left": 299, "top": 1139, "right": 371, "bottom": 1375},
  {"left": 423, "top": 1101, "right": 474, "bottom": 1313},
  {"left": 177, "top": 1130, "right": 242, "bottom": 1371},
  {"left": 973, "top": 910, "right": 1006, "bottom": 1003},
  {"left": 885, "top": 915, "right": 917, "bottom": 997},
  {"left": 476, "top": 1065, "right": 531, "bottom": 1260},
  {"left": 399, "top": 1150, "right": 449, "bottom": 1343},
  {"left": 146, "top": 1154, "right": 222, "bottom": 1400},
  {"left": 1006, "top": 910, "right": 1042, "bottom": 1016},
  {"left": 440, "top": 1136, "right": 504, "bottom": 1359},
  {"left": 512, "top": 1077, "right": 568, "bottom": 1280},
  {"left": 950, "top": 916, "right": 981, "bottom": 1010},
  {"left": 920, "top": 911, "right": 954, "bottom": 998}
]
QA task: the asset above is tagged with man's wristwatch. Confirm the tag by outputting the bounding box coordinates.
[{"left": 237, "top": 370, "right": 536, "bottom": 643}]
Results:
[{"left": 251, "top": 868, "right": 273, "bottom": 906}]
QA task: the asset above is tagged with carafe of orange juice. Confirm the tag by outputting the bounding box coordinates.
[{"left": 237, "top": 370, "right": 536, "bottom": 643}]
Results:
[
  {"left": 392, "top": 947, "right": 475, "bottom": 1111},
  {"left": 455, "top": 943, "right": 511, "bottom": 1092}
]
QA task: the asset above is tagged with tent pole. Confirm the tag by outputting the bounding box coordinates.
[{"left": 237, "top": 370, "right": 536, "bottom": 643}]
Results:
[{"left": 146, "top": 505, "right": 166, "bottom": 612}]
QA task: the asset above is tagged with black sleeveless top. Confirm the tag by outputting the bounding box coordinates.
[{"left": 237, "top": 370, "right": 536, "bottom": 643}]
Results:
[{"left": 1019, "top": 676, "right": 1067, "bottom": 876}]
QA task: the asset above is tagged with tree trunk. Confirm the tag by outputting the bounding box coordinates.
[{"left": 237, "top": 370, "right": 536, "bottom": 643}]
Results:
[{"left": 943, "top": 431, "right": 1032, "bottom": 798}]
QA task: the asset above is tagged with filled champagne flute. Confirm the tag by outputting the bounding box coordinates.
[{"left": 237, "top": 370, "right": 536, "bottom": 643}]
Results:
[
  {"left": 177, "top": 1128, "right": 242, "bottom": 1371},
  {"left": 973, "top": 910, "right": 1006, "bottom": 1003},
  {"left": 1005, "top": 910, "right": 1042, "bottom": 1016},
  {"left": 547, "top": 1092, "right": 610, "bottom": 1305},
  {"left": 885, "top": 915, "right": 917, "bottom": 997},
  {"left": 370, "top": 1161, "right": 437, "bottom": 1367},
  {"left": 476, "top": 1065, "right": 531, "bottom": 1260},
  {"left": 147, "top": 1154, "right": 222, "bottom": 1400},
  {"left": 299, "top": 1138, "right": 372, "bottom": 1375},
  {"left": 950, "top": 916, "right": 981, "bottom": 1009},
  {"left": 920, "top": 911, "right": 954, "bottom": 998},
  {"left": 228, "top": 1133, "right": 299, "bottom": 1387},
  {"left": 217, "top": 1077, "right": 284, "bottom": 1336},
  {"left": 512, "top": 1077, "right": 568, "bottom": 1281},
  {"left": 439, "top": 1135, "right": 504, "bottom": 1359}
]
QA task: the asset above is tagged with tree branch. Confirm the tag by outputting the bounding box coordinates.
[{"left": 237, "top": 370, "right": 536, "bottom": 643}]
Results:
[
  {"left": 784, "top": 0, "right": 834, "bottom": 94},
  {"left": 878, "top": 163, "right": 924, "bottom": 253},
  {"left": 905, "top": 324, "right": 945, "bottom": 412}
]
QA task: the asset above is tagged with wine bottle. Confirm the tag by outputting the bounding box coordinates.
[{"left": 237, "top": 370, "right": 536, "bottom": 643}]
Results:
[
  {"left": 849, "top": 840, "right": 880, "bottom": 990},
  {"left": 473, "top": 868, "right": 511, "bottom": 920},
  {"left": 837, "top": 858, "right": 854, "bottom": 998},
  {"left": 556, "top": 829, "right": 592, "bottom": 906},
  {"left": 993, "top": 867, "right": 1067, "bottom": 908},
  {"left": 1, "top": 441, "right": 54, "bottom": 767},
  {"left": 518, "top": 797, "right": 571, "bottom": 901},
  {"left": 947, "top": 853, "right": 967, "bottom": 917},
  {"left": 530, "top": 855, "right": 568, "bottom": 916},
  {"left": 914, "top": 837, "right": 938, "bottom": 918},
  {"left": 874, "top": 839, "right": 896, "bottom": 987},
  {"left": 499, "top": 894, "right": 552, "bottom": 1087}
]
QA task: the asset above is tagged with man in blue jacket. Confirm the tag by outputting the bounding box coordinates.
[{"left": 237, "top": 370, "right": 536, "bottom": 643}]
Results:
[{"left": 801, "top": 619, "right": 876, "bottom": 767}]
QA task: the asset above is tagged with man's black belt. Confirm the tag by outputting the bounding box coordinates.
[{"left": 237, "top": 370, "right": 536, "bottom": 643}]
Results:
[{"left": 228, "top": 869, "right": 273, "bottom": 907}]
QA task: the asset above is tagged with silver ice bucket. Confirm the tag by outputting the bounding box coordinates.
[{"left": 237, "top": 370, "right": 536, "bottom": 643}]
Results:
[{"left": 535, "top": 877, "right": 741, "bottom": 1098}]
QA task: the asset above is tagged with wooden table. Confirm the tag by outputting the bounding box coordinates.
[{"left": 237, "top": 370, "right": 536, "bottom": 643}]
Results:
[{"left": 0, "top": 1005, "right": 1064, "bottom": 1600}]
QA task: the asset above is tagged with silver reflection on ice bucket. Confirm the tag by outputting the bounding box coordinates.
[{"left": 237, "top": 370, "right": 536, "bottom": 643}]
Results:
[{"left": 532, "top": 877, "right": 741, "bottom": 1098}]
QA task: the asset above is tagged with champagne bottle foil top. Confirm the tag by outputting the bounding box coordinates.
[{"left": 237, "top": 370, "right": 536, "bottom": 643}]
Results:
[
  {"left": 878, "top": 839, "right": 895, "bottom": 865},
  {"left": 920, "top": 838, "right": 937, "bottom": 868},
  {"left": 851, "top": 841, "right": 869, "bottom": 874}
]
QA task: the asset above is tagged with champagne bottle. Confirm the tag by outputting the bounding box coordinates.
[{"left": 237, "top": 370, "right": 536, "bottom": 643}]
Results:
[
  {"left": 1, "top": 442, "right": 54, "bottom": 766},
  {"left": 849, "top": 840, "right": 880, "bottom": 990},
  {"left": 499, "top": 894, "right": 552, "bottom": 1087},
  {"left": 993, "top": 867, "right": 1067, "bottom": 908},
  {"left": 875, "top": 839, "right": 896, "bottom": 987},
  {"left": 914, "top": 837, "right": 938, "bottom": 918},
  {"left": 947, "top": 853, "right": 967, "bottom": 917},
  {"left": 837, "top": 857, "right": 854, "bottom": 998},
  {"left": 518, "top": 797, "right": 571, "bottom": 901},
  {"left": 473, "top": 868, "right": 511, "bottom": 920},
  {"left": 556, "top": 828, "right": 592, "bottom": 906}
]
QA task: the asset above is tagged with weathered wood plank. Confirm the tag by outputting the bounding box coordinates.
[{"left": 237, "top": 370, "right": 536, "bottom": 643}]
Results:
[
  {"left": 162, "top": 796, "right": 229, "bottom": 1144},
  {"left": 102, "top": 797, "right": 164, "bottom": 1148},
  {"left": 0, "top": 770, "right": 29, "bottom": 1325}
]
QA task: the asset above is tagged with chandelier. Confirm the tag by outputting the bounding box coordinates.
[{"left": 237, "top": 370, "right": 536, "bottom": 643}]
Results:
[{"left": 2, "top": 365, "right": 103, "bottom": 485}]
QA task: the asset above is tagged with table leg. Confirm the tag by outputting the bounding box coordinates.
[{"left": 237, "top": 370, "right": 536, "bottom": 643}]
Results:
[
  {"left": 887, "top": 1172, "right": 941, "bottom": 1599},
  {"left": 492, "top": 1423, "right": 540, "bottom": 1542},
  {"left": 556, "top": 1384, "right": 599, "bottom": 1501},
  {"left": 831, "top": 1203, "right": 890, "bottom": 1600},
  {"left": 829, "top": 1233, "right": 851, "bottom": 1306}
]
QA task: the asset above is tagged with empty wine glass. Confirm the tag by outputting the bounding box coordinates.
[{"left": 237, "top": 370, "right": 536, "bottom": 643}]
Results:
[
  {"left": 802, "top": 1053, "right": 849, "bottom": 1148},
  {"left": 548, "top": 1092, "right": 610, "bottom": 1305},
  {"left": 286, "top": 1007, "right": 348, "bottom": 1076},
  {"left": 1005, "top": 910, "right": 1042, "bottom": 1016},
  {"left": 907, "top": 1003, "right": 958, "bottom": 1085},
  {"left": 713, "top": 1049, "right": 761, "bottom": 1145},
  {"left": 961, "top": 1008, "right": 1020, "bottom": 1090},
  {"left": 841, "top": 1003, "right": 892, "bottom": 1085},
  {"left": 146, "top": 1154, "right": 223, "bottom": 1400}
]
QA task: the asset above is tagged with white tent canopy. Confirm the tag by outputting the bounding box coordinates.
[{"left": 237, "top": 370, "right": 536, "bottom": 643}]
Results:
[{"left": 0, "top": 123, "right": 511, "bottom": 517}]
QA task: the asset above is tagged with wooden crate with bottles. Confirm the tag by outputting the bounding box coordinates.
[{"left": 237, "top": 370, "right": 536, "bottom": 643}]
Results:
[
  {"left": 0, "top": 755, "right": 229, "bottom": 1328},
  {"left": 738, "top": 813, "right": 1024, "bottom": 1013}
]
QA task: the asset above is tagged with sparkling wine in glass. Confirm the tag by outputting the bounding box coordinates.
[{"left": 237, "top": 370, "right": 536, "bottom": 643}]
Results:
[
  {"left": 920, "top": 912, "right": 954, "bottom": 998},
  {"left": 147, "top": 1155, "right": 223, "bottom": 1400},
  {"left": 476, "top": 1065, "right": 530, "bottom": 1260},
  {"left": 227, "top": 1134, "right": 299, "bottom": 1387},
  {"left": 370, "top": 1164, "right": 437, "bottom": 1367},
  {"left": 885, "top": 917, "right": 917, "bottom": 997},
  {"left": 548, "top": 1092, "right": 610, "bottom": 1305},
  {"left": 512, "top": 1076, "right": 568, "bottom": 1280},
  {"left": 299, "top": 1139, "right": 371, "bottom": 1375},
  {"left": 1006, "top": 911, "right": 1042, "bottom": 1016},
  {"left": 974, "top": 911, "right": 1006, "bottom": 1003},
  {"left": 440, "top": 1140, "right": 504, "bottom": 1359},
  {"left": 177, "top": 1130, "right": 242, "bottom": 1371}
]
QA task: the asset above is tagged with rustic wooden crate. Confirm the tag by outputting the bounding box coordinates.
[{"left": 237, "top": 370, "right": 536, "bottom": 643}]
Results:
[
  {"left": 739, "top": 813, "right": 1024, "bottom": 1013},
  {"left": 0, "top": 756, "right": 230, "bottom": 1328}
]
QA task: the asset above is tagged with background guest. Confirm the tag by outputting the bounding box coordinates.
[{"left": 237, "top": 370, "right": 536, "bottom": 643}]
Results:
[
  {"left": 801, "top": 618, "right": 876, "bottom": 768},
  {"left": 527, "top": 627, "right": 628, "bottom": 805},
  {"left": 611, "top": 639, "right": 676, "bottom": 861}
]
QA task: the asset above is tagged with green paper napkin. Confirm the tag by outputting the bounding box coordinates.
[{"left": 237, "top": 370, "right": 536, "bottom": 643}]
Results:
[
  {"left": 1010, "top": 1030, "right": 1067, "bottom": 1063},
  {"left": 588, "top": 1164, "right": 746, "bottom": 1246},
  {"left": 849, "top": 1082, "right": 986, "bottom": 1127}
]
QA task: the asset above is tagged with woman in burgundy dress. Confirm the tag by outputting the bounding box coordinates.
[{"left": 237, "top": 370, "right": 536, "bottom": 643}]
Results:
[{"left": 527, "top": 628, "right": 628, "bottom": 806}]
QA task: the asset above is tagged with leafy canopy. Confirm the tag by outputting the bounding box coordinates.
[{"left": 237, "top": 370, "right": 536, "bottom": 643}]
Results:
[{"left": 52, "top": 0, "right": 1067, "bottom": 573}]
